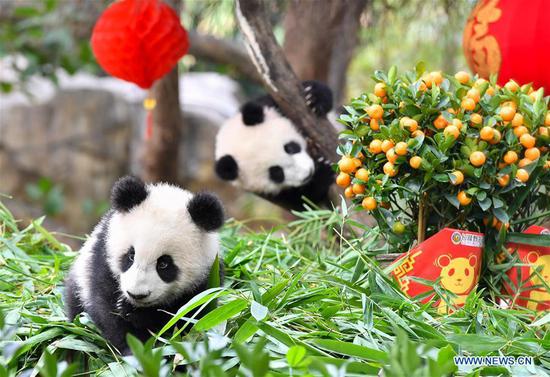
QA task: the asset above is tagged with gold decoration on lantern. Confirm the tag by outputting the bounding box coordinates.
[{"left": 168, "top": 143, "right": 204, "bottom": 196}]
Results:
[
  {"left": 463, "top": 0, "right": 502, "bottom": 78},
  {"left": 143, "top": 98, "right": 157, "bottom": 111}
]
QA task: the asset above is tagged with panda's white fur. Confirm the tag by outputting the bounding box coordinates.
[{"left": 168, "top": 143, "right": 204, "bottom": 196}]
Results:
[
  {"left": 64, "top": 176, "right": 224, "bottom": 354},
  {"left": 215, "top": 107, "right": 314, "bottom": 194},
  {"left": 68, "top": 223, "right": 101, "bottom": 309}
]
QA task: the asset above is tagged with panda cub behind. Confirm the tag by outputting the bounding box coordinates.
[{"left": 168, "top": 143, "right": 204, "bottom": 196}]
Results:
[
  {"left": 215, "top": 81, "right": 336, "bottom": 211},
  {"left": 64, "top": 176, "right": 224, "bottom": 354}
]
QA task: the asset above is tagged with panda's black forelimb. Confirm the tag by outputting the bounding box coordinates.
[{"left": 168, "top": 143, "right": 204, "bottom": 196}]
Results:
[
  {"left": 64, "top": 276, "right": 84, "bottom": 321},
  {"left": 301, "top": 80, "right": 333, "bottom": 117}
]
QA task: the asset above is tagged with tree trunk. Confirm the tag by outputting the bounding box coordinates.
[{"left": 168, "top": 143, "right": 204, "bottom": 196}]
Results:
[
  {"left": 142, "top": 67, "right": 184, "bottom": 184},
  {"left": 328, "top": 0, "right": 369, "bottom": 106},
  {"left": 283, "top": 0, "right": 367, "bottom": 106},
  {"left": 141, "top": 0, "right": 184, "bottom": 184},
  {"left": 236, "top": 0, "right": 338, "bottom": 163},
  {"left": 283, "top": 0, "right": 345, "bottom": 82}
]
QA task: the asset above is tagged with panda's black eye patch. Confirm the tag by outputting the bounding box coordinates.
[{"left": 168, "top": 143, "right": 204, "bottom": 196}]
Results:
[
  {"left": 284, "top": 141, "right": 301, "bottom": 154},
  {"left": 120, "top": 247, "right": 135, "bottom": 272},
  {"left": 269, "top": 166, "right": 285, "bottom": 183},
  {"left": 156, "top": 255, "right": 179, "bottom": 283}
]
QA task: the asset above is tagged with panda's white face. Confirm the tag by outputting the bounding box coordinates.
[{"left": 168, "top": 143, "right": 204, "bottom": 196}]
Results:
[
  {"left": 215, "top": 107, "right": 315, "bottom": 194},
  {"left": 106, "top": 184, "right": 220, "bottom": 307}
]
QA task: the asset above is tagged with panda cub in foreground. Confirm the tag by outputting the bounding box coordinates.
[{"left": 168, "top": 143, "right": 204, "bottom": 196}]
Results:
[
  {"left": 64, "top": 176, "right": 224, "bottom": 354},
  {"left": 215, "top": 81, "right": 335, "bottom": 211}
]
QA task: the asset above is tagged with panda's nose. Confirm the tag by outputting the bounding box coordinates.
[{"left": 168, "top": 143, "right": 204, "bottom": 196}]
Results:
[{"left": 127, "top": 291, "right": 150, "bottom": 300}]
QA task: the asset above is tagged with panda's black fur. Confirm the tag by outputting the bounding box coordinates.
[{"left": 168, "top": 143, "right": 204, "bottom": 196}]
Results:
[
  {"left": 258, "top": 163, "right": 335, "bottom": 210},
  {"left": 215, "top": 81, "right": 335, "bottom": 211},
  {"left": 64, "top": 176, "right": 224, "bottom": 354}
]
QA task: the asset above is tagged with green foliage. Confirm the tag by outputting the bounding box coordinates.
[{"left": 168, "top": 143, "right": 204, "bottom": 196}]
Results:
[
  {"left": 38, "top": 350, "right": 78, "bottom": 377},
  {"left": 82, "top": 198, "right": 109, "bottom": 219},
  {"left": 0, "top": 0, "right": 99, "bottom": 92},
  {"left": 25, "top": 177, "right": 65, "bottom": 217},
  {"left": 127, "top": 334, "right": 170, "bottom": 377},
  {"left": 0, "top": 201, "right": 549, "bottom": 376},
  {"left": 383, "top": 329, "right": 457, "bottom": 377},
  {"left": 233, "top": 337, "right": 270, "bottom": 377},
  {"left": 182, "top": 0, "right": 237, "bottom": 38},
  {"left": 348, "top": 0, "right": 472, "bottom": 98}
]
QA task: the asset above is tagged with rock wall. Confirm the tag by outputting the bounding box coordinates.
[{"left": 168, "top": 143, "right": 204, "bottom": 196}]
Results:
[{"left": 1, "top": 89, "right": 136, "bottom": 232}]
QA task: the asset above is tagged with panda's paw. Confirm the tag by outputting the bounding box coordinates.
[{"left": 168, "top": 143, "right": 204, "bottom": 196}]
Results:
[
  {"left": 302, "top": 81, "right": 333, "bottom": 117},
  {"left": 115, "top": 296, "right": 124, "bottom": 312},
  {"left": 304, "top": 85, "right": 316, "bottom": 112},
  {"left": 116, "top": 296, "right": 134, "bottom": 319},
  {"left": 317, "top": 156, "right": 331, "bottom": 166},
  {"left": 119, "top": 306, "right": 146, "bottom": 328},
  {"left": 126, "top": 307, "right": 159, "bottom": 329}
]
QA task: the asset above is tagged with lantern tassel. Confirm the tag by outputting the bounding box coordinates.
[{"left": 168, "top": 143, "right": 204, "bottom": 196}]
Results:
[
  {"left": 145, "top": 111, "right": 153, "bottom": 140},
  {"left": 143, "top": 97, "right": 157, "bottom": 140}
]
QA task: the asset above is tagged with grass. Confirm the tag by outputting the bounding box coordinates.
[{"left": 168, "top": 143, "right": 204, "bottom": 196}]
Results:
[{"left": 0, "top": 199, "right": 549, "bottom": 376}]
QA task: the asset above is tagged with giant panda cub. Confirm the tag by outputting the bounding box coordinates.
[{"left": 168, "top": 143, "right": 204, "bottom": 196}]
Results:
[
  {"left": 64, "top": 176, "right": 224, "bottom": 354},
  {"left": 215, "top": 81, "right": 335, "bottom": 211}
]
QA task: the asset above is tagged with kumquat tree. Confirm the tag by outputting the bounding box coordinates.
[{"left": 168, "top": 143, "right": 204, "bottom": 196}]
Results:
[{"left": 336, "top": 64, "right": 550, "bottom": 256}]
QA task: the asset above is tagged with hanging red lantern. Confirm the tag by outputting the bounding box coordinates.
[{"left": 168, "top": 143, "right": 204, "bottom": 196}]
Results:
[
  {"left": 91, "top": 0, "right": 189, "bottom": 138},
  {"left": 92, "top": 0, "right": 188, "bottom": 89},
  {"left": 463, "top": 0, "right": 550, "bottom": 91}
]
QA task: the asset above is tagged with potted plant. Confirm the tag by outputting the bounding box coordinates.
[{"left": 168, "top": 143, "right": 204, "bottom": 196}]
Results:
[{"left": 335, "top": 64, "right": 550, "bottom": 302}]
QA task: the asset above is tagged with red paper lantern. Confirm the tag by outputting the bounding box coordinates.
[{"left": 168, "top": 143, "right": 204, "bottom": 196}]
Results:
[
  {"left": 91, "top": 0, "right": 189, "bottom": 89},
  {"left": 463, "top": 0, "right": 550, "bottom": 90}
]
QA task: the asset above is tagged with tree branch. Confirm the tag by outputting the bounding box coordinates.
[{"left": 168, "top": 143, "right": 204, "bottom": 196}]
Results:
[
  {"left": 187, "top": 30, "right": 262, "bottom": 83},
  {"left": 235, "top": 0, "right": 339, "bottom": 163}
]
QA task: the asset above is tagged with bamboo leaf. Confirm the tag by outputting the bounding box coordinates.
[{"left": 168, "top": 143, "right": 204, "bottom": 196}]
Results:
[
  {"left": 506, "top": 232, "right": 550, "bottom": 247},
  {"left": 312, "top": 339, "right": 388, "bottom": 363},
  {"left": 194, "top": 299, "right": 248, "bottom": 331}
]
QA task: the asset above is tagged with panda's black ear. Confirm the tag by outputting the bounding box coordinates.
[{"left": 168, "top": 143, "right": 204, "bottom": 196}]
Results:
[
  {"left": 111, "top": 176, "right": 148, "bottom": 212},
  {"left": 302, "top": 80, "right": 333, "bottom": 117},
  {"left": 188, "top": 192, "right": 224, "bottom": 231},
  {"left": 215, "top": 155, "right": 238, "bottom": 181},
  {"left": 241, "top": 102, "right": 264, "bottom": 126}
]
